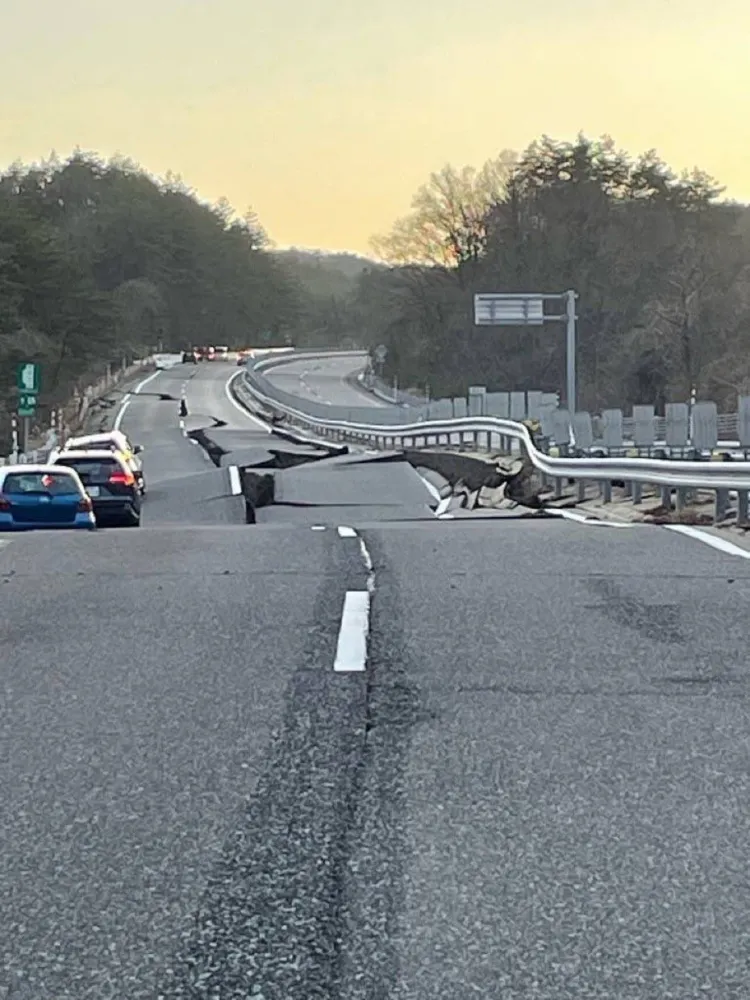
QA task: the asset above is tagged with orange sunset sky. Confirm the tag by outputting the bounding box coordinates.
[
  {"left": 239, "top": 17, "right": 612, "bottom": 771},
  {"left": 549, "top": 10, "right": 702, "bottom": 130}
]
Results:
[{"left": 1, "top": 0, "right": 747, "bottom": 254}]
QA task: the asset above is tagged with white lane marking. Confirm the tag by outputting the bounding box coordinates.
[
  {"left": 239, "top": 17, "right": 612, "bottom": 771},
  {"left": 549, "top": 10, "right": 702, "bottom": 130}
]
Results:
[
  {"left": 225, "top": 372, "right": 272, "bottom": 432},
  {"left": 418, "top": 474, "right": 442, "bottom": 504},
  {"left": 358, "top": 537, "right": 375, "bottom": 593},
  {"left": 311, "top": 525, "right": 326, "bottom": 531},
  {"left": 113, "top": 370, "right": 161, "bottom": 429},
  {"left": 337, "top": 525, "right": 375, "bottom": 592},
  {"left": 552, "top": 509, "right": 635, "bottom": 528},
  {"left": 0, "top": 539, "right": 10, "bottom": 549},
  {"left": 666, "top": 524, "right": 750, "bottom": 560},
  {"left": 435, "top": 496, "right": 452, "bottom": 517},
  {"left": 333, "top": 591, "right": 370, "bottom": 672},
  {"left": 114, "top": 395, "right": 131, "bottom": 429},
  {"left": 228, "top": 465, "right": 241, "bottom": 495}
]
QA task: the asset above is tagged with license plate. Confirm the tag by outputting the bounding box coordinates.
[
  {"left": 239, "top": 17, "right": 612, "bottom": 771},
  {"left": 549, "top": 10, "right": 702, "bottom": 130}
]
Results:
[{"left": 88, "top": 486, "right": 100, "bottom": 497}]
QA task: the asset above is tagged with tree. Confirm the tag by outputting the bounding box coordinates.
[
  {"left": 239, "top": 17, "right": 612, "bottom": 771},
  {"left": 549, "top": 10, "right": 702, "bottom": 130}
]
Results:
[
  {"left": 0, "top": 150, "right": 309, "bottom": 449},
  {"left": 370, "top": 152, "right": 517, "bottom": 270},
  {"left": 358, "top": 133, "right": 750, "bottom": 412}
]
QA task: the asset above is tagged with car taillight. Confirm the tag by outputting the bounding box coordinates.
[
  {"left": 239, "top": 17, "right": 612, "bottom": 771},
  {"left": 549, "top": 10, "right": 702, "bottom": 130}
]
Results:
[
  {"left": 108, "top": 470, "right": 134, "bottom": 486},
  {"left": 0, "top": 495, "right": 9, "bottom": 510},
  {"left": 77, "top": 496, "right": 93, "bottom": 512}
]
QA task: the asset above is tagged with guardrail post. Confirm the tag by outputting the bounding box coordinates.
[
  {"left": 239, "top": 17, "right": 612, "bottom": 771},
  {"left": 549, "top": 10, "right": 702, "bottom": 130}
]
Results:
[
  {"left": 631, "top": 481, "right": 642, "bottom": 504},
  {"left": 576, "top": 480, "right": 586, "bottom": 502},
  {"left": 600, "top": 480, "right": 612, "bottom": 503},
  {"left": 660, "top": 486, "right": 671, "bottom": 508},
  {"left": 737, "top": 491, "right": 749, "bottom": 526},
  {"left": 675, "top": 488, "right": 687, "bottom": 513},
  {"left": 715, "top": 489, "right": 730, "bottom": 523}
]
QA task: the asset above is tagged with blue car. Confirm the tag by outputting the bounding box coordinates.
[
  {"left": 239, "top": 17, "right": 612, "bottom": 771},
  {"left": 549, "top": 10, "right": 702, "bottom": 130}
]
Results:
[{"left": 0, "top": 465, "right": 96, "bottom": 531}]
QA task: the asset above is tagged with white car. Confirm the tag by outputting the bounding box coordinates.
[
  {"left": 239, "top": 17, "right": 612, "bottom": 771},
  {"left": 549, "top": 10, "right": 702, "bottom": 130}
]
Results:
[{"left": 52, "top": 430, "right": 146, "bottom": 495}]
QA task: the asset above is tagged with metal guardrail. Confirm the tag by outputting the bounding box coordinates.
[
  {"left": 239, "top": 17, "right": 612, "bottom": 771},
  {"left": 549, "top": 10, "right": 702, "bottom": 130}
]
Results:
[
  {"left": 254, "top": 349, "right": 750, "bottom": 453},
  {"left": 238, "top": 350, "right": 750, "bottom": 525}
]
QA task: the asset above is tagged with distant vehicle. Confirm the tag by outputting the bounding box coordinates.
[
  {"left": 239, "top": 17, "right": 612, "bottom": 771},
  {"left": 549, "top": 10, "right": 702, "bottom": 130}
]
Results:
[
  {"left": 0, "top": 465, "right": 96, "bottom": 531},
  {"left": 50, "top": 450, "right": 142, "bottom": 527},
  {"left": 153, "top": 353, "right": 183, "bottom": 370},
  {"left": 53, "top": 430, "right": 145, "bottom": 495},
  {"left": 215, "top": 345, "right": 229, "bottom": 360},
  {"left": 236, "top": 349, "right": 250, "bottom": 366},
  {"left": 182, "top": 349, "right": 198, "bottom": 364}
]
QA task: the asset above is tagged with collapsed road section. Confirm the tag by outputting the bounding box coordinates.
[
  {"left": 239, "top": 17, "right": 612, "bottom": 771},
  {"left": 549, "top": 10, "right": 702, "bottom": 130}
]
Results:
[{"left": 182, "top": 384, "right": 569, "bottom": 524}]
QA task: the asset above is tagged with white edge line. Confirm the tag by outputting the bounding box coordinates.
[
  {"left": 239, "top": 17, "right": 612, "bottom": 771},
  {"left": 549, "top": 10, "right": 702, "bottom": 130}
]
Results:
[
  {"left": 418, "top": 474, "right": 442, "bottom": 504},
  {"left": 225, "top": 372, "right": 273, "bottom": 432},
  {"left": 552, "top": 509, "right": 635, "bottom": 528},
  {"left": 113, "top": 369, "right": 161, "bottom": 430},
  {"left": 113, "top": 396, "right": 131, "bottom": 430},
  {"left": 666, "top": 523, "right": 750, "bottom": 559},
  {"left": 228, "top": 465, "right": 241, "bottom": 495},
  {"left": 435, "top": 496, "right": 453, "bottom": 517},
  {"left": 333, "top": 590, "right": 370, "bottom": 672}
]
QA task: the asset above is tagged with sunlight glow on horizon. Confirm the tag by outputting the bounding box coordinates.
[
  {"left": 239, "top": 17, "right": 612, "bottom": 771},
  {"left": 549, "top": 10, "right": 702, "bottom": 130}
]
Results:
[{"left": 2, "top": 0, "right": 748, "bottom": 254}]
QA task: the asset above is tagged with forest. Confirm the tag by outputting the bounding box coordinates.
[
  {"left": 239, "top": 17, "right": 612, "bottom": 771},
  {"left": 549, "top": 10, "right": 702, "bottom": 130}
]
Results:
[
  {"left": 2, "top": 136, "right": 749, "bottom": 445},
  {"left": 0, "top": 151, "right": 366, "bottom": 442},
  {"left": 355, "top": 134, "right": 750, "bottom": 412}
]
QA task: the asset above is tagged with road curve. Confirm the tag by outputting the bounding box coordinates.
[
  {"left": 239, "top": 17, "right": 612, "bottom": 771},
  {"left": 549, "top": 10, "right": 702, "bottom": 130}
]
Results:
[
  {"left": 263, "top": 352, "right": 389, "bottom": 408},
  {"left": 2, "top": 355, "right": 750, "bottom": 998}
]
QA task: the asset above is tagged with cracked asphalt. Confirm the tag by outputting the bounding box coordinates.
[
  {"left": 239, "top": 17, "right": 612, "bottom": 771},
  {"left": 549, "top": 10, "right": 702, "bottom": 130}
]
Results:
[{"left": 2, "top": 358, "right": 750, "bottom": 998}]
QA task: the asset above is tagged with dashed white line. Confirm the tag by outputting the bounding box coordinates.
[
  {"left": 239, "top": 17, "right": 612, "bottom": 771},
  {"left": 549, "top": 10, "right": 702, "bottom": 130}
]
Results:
[
  {"left": 333, "top": 525, "right": 375, "bottom": 671},
  {"left": 224, "top": 372, "right": 273, "bottom": 432},
  {"left": 311, "top": 525, "right": 327, "bottom": 531},
  {"left": 333, "top": 591, "right": 370, "bottom": 672},
  {"left": 228, "top": 465, "right": 242, "bottom": 495},
  {"left": 665, "top": 523, "right": 750, "bottom": 559}
]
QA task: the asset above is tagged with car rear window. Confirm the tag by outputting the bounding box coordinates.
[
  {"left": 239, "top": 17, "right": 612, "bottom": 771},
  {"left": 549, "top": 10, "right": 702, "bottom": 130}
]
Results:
[
  {"left": 54, "top": 457, "right": 118, "bottom": 481},
  {"left": 4, "top": 472, "right": 81, "bottom": 495}
]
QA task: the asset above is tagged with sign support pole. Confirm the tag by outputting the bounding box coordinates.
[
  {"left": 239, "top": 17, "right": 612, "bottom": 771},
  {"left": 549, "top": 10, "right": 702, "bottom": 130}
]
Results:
[
  {"left": 474, "top": 290, "right": 579, "bottom": 414},
  {"left": 565, "top": 289, "right": 577, "bottom": 416}
]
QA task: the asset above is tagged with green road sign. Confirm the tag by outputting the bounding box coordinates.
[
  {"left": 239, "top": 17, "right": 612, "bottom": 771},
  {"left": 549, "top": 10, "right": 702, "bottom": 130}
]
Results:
[
  {"left": 18, "top": 403, "right": 36, "bottom": 417},
  {"left": 17, "top": 362, "right": 40, "bottom": 393},
  {"left": 19, "top": 392, "right": 37, "bottom": 410}
]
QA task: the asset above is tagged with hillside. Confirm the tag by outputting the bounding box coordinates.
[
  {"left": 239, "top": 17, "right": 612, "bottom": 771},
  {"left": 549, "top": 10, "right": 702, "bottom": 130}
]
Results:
[{"left": 273, "top": 248, "right": 385, "bottom": 347}]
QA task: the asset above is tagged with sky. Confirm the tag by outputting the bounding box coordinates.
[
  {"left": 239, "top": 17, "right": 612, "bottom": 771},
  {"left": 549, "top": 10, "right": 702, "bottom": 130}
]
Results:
[{"left": 1, "top": 0, "right": 747, "bottom": 254}]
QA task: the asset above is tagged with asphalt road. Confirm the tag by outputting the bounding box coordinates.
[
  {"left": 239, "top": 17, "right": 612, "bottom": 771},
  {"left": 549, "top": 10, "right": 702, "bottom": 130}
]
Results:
[
  {"left": 3, "top": 357, "right": 750, "bottom": 998},
  {"left": 263, "top": 353, "right": 389, "bottom": 408},
  {"left": 117, "top": 365, "right": 247, "bottom": 524}
]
